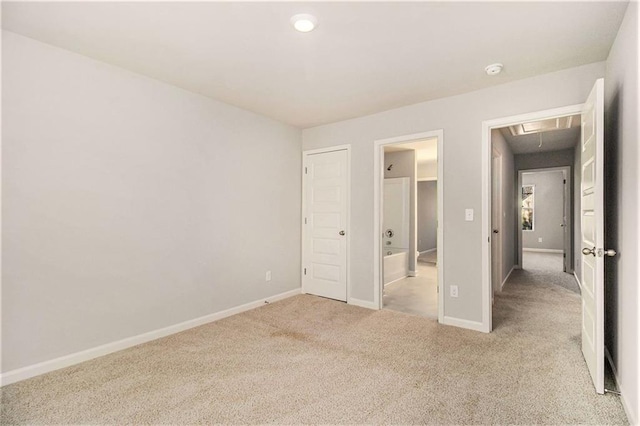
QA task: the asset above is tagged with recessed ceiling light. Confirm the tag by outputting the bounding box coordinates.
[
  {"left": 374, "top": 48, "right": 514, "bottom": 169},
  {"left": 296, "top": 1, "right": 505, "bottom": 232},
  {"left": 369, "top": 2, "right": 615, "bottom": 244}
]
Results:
[
  {"left": 291, "top": 14, "right": 317, "bottom": 33},
  {"left": 485, "top": 63, "right": 503, "bottom": 76}
]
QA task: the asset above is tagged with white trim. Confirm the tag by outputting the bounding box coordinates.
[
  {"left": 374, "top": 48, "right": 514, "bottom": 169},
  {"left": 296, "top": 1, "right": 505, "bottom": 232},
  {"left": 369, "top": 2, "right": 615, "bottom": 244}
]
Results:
[
  {"left": 522, "top": 248, "right": 564, "bottom": 253},
  {"left": 374, "top": 130, "right": 444, "bottom": 325},
  {"left": 573, "top": 271, "right": 583, "bottom": 292},
  {"left": 482, "top": 104, "right": 584, "bottom": 334},
  {"left": 419, "top": 248, "right": 437, "bottom": 255},
  {"left": 301, "top": 145, "right": 351, "bottom": 303},
  {"left": 500, "top": 266, "right": 515, "bottom": 291},
  {"left": 605, "top": 347, "right": 636, "bottom": 426},
  {"left": 417, "top": 177, "right": 437, "bottom": 182},
  {"left": 348, "top": 297, "right": 378, "bottom": 310},
  {"left": 0, "top": 288, "right": 301, "bottom": 387},
  {"left": 441, "top": 316, "right": 486, "bottom": 332}
]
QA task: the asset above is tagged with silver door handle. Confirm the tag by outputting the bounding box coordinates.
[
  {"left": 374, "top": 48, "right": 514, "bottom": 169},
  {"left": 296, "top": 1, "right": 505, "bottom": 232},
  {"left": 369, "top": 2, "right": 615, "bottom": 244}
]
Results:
[
  {"left": 603, "top": 249, "right": 617, "bottom": 257},
  {"left": 339, "top": 230, "right": 345, "bottom": 236},
  {"left": 582, "top": 247, "right": 596, "bottom": 256}
]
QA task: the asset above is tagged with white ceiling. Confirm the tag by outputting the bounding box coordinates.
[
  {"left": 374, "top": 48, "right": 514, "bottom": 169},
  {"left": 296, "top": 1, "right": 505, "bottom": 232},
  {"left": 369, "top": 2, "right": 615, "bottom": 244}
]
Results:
[
  {"left": 499, "top": 114, "right": 581, "bottom": 154},
  {"left": 1, "top": 2, "right": 629, "bottom": 128}
]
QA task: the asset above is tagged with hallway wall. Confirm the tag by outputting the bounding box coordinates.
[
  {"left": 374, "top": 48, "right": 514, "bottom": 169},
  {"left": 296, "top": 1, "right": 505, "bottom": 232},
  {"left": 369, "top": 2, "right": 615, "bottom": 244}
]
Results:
[
  {"left": 603, "top": 2, "right": 639, "bottom": 423},
  {"left": 491, "top": 129, "right": 516, "bottom": 285}
]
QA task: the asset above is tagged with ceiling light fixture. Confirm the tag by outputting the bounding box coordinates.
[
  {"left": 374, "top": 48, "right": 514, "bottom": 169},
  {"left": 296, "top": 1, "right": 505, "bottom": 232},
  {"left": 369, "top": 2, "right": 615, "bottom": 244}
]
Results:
[
  {"left": 485, "top": 63, "right": 503, "bottom": 76},
  {"left": 291, "top": 13, "right": 317, "bottom": 33}
]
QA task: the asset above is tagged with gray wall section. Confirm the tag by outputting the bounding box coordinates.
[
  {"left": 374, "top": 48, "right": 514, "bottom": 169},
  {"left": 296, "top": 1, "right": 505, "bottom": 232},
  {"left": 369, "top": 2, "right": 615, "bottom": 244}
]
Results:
[
  {"left": 384, "top": 150, "right": 417, "bottom": 272},
  {"left": 522, "top": 171, "right": 565, "bottom": 250},
  {"left": 491, "top": 129, "right": 516, "bottom": 284},
  {"left": 515, "top": 148, "right": 575, "bottom": 170},
  {"left": 2, "top": 32, "right": 302, "bottom": 372},
  {"left": 417, "top": 181, "right": 437, "bottom": 252},
  {"left": 303, "top": 61, "right": 605, "bottom": 323},
  {"left": 604, "top": 2, "right": 639, "bottom": 423}
]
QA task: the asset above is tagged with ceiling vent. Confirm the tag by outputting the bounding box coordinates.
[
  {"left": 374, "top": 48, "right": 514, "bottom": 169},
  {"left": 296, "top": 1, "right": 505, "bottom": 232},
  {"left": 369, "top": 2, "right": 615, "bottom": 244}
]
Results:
[{"left": 508, "top": 116, "right": 575, "bottom": 136}]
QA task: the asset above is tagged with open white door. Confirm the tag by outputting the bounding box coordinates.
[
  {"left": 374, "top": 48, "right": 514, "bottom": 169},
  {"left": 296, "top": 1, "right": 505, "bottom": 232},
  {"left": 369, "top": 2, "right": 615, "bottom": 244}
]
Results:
[
  {"left": 302, "top": 148, "right": 348, "bottom": 302},
  {"left": 580, "top": 78, "right": 612, "bottom": 394}
]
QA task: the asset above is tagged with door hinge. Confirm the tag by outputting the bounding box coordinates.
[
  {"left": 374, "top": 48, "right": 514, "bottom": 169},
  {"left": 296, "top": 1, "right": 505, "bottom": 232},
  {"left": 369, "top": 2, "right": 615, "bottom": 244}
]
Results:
[
  {"left": 563, "top": 179, "right": 566, "bottom": 184},
  {"left": 304, "top": 268, "right": 307, "bottom": 275},
  {"left": 305, "top": 167, "right": 308, "bottom": 174},
  {"left": 304, "top": 217, "right": 307, "bottom": 224}
]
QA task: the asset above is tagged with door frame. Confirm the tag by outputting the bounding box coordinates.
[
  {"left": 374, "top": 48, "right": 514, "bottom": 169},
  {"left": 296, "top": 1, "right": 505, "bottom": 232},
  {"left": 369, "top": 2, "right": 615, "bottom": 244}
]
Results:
[
  {"left": 491, "top": 148, "right": 503, "bottom": 297},
  {"left": 517, "top": 166, "right": 572, "bottom": 272},
  {"left": 481, "top": 104, "right": 583, "bottom": 332},
  {"left": 301, "top": 145, "right": 352, "bottom": 303},
  {"left": 373, "top": 129, "right": 444, "bottom": 324}
]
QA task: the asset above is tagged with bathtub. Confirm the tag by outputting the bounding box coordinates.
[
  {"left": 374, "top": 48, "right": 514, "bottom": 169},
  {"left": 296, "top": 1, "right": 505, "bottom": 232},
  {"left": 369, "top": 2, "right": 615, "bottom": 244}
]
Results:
[{"left": 383, "top": 249, "right": 408, "bottom": 285}]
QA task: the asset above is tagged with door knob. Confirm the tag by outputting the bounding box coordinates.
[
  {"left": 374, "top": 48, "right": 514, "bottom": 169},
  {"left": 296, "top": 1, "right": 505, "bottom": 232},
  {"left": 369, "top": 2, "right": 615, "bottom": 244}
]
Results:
[
  {"left": 604, "top": 249, "right": 617, "bottom": 257},
  {"left": 339, "top": 230, "right": 345, "bottom": 236},
  {"left": 582, "top": 247, "right": 596, "bottom": 256}
]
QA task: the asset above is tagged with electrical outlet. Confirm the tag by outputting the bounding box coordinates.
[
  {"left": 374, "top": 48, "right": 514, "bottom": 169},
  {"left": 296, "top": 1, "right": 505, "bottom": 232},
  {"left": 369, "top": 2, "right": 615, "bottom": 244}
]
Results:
[
  {"left": 265, "top": 270, "right": 272, "bottom": 282},
  {"left": 538, "top": 237, "right": 543, "bottom": 243},
  {"left": 465, "top": 209, "right": 474, "bottom": 221},
  {"left": 450, "top": 285, "right": 459, "bottom": 298}
]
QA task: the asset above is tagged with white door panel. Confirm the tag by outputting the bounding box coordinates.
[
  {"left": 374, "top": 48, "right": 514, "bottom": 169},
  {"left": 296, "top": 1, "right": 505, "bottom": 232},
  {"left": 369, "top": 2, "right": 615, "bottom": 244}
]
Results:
[
  {"left": 303, "top": 149, "right": 348, "bottom": 302},
  {"left": 580, "top": 78, "right": 605, "bottom": 394}
]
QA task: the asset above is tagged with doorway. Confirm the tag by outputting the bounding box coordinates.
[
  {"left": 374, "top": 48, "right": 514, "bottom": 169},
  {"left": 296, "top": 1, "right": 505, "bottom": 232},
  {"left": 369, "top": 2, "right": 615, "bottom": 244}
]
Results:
[
  {"left": 517, "top": 167, "right": 572, "bottom": 274},
  {"left": 373, "top": 130, "right": 443, "bottom": 322}
]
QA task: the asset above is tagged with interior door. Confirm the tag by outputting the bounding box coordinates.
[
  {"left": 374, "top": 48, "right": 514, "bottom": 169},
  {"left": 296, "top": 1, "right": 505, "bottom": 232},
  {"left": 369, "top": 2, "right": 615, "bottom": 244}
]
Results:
[
  {"left": 302, "top": 149, "right": 348, "bottom": 301},
  {"left": 580, "top": 78, "right": 605, "bottom": 394}
]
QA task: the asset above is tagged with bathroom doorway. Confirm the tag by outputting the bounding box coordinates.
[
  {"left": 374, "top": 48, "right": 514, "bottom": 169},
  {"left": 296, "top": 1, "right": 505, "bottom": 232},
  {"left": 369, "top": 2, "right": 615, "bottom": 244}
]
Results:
[{"left": 375, "top": 132, "right": 442, "bottom": 320}]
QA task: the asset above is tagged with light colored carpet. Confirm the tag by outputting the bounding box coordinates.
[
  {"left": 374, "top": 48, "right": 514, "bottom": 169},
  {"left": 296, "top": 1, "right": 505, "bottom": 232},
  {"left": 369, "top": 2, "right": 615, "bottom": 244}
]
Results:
[
  {"left": 521, "top": 251, "right": 580, "bottom": 294},
  {"left": 1, "top": 276, "right": 627, "bottom": 424},
  {"left": 383, "top": 262, "right": 438, "bottom": 318}
]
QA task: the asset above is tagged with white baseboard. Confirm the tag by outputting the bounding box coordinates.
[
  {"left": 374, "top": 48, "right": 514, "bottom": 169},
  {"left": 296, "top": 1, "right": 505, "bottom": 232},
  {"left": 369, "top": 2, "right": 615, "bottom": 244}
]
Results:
[
  {"left": 500, "top": 266, "right": 515, "bottom": 291},
  {"left": 523, "top": 248, "right": 564, "bottom": 253},
  {"left": 0, "top": 288, "right": 301, "bottom": 387},
  {"left": 419, "top": 248, "right": 436, "bottom": 255},
  {"left": 605, "top": 346, "right": 636, "bottom": 426},
  {"left": 348, "top": 297, "right": 378, "bottom": 310},
  {"left": 441, "top": 316, "right": 488, "bottom": 333}
]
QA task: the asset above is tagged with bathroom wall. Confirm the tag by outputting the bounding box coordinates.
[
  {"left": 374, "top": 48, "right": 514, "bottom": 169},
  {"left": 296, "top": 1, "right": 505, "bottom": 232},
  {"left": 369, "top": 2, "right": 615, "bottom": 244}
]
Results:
[
  {"left": 417, "top": 181, "right": 437, "bottom": 252},
  {"left": 384, "top": 149, "right": 417, "bottom": 273}
]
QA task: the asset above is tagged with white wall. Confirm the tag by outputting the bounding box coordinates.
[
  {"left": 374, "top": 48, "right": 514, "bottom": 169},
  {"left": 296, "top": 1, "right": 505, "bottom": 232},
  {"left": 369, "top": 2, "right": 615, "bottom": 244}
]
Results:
[
  {"left": 491, "top": 129, "right": 516, "bottom": 283},
  {"left": 417, "top": 181, "right": 437, "bottom": 252},
  {"left": 384, "top": 150, "right": 417, "bottom": 273},
  {"left": 603, "top": 2, "right": 639, "bottom": 423},
  {"left": 302, "top": 62, "right": 604, "bottom": 325},
  {"left": 1, "top": 31, "right": 302, "bottom": 373},
  {"left": 417, "top": 160, "right": 437, "bottom": 180},
  {"left": 522, "top": 171, "right": 565, "bottom": 251}
]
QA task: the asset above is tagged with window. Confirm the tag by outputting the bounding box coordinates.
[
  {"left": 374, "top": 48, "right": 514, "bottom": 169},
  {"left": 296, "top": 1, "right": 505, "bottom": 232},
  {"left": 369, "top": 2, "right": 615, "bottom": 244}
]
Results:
[{"left": 522, "top": 185, "right": 534, "bottom": 231}]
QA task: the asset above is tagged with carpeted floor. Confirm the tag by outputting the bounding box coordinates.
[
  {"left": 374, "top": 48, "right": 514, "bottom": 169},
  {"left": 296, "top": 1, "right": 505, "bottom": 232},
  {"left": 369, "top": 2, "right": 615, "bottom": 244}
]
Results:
[{"left": 1, "top": 271, "right": 627, "bottom": 424}]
